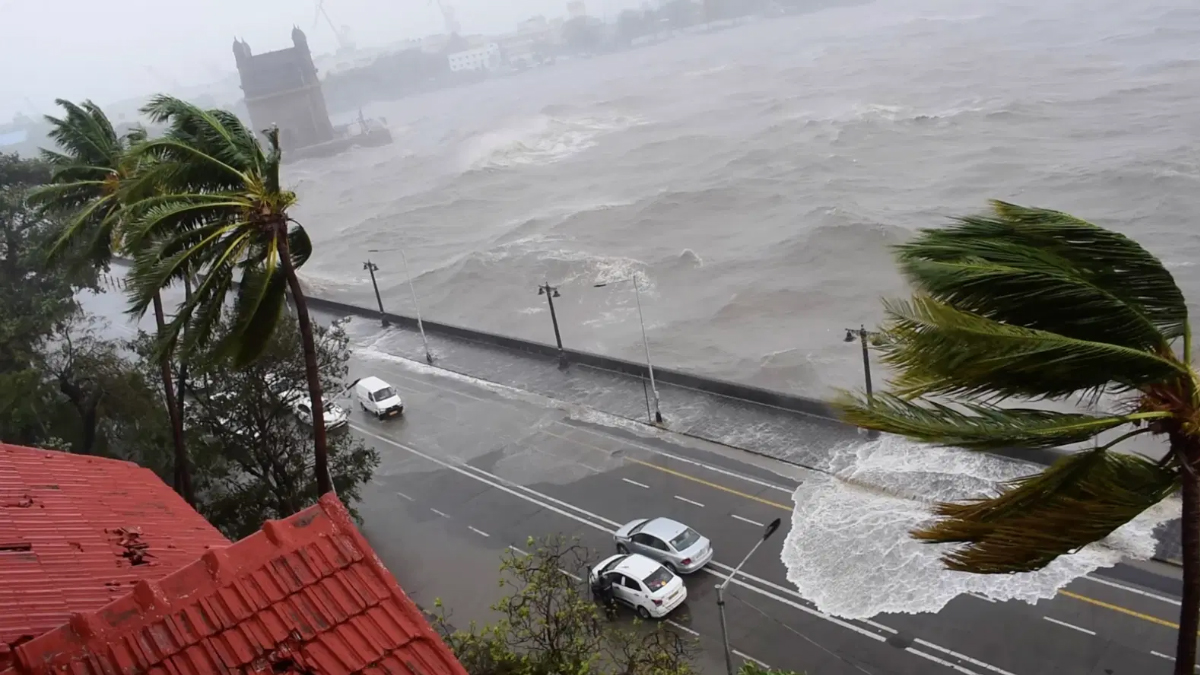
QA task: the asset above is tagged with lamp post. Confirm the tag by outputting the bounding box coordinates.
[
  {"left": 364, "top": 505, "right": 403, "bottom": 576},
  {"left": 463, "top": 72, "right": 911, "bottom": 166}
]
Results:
[
  {"left": 594, "top": 273, "right": 663, "bottom": 425},
  {"left": 843, "top": 324, "right": 878, "bottom": 401},
  {"left": 716, "top": 517, "right": 782, "bottom": 675},
  {"left": 363, "top": 259, "right": 389, "bottom": 327},
  {"left": 537, "top": 282, "right": 567, "bottom": 368},
  {"left": 368, "top": 248, "right": 433, "bottom": 364}
]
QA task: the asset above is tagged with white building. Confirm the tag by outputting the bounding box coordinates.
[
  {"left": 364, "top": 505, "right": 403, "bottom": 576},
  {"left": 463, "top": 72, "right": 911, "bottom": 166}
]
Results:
[{"left": 447, "top": 43, "right": 502, "bottom": 72}]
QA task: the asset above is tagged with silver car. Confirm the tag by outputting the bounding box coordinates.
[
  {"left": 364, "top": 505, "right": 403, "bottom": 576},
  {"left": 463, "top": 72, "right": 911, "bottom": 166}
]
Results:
[{"left": 613, "top": 517, "right": 713, "bottom": 574}]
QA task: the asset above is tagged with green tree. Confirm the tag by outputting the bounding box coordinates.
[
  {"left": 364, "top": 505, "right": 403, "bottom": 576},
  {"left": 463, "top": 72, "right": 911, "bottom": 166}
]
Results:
[
  {"left": 121, "top": 95, "right": 335, "bottom": 496},
  {"left": 29, "top": 99, "right": 194, "bottom": 503},
  {"left": 429, "top": 535, "right": 697, "bottom": 675},
  {"left": 836, "top": 201, "right": 1197, "bottom": 673},
  {"left": 167, "top": 312, "right": 378, "bottom": 540}
]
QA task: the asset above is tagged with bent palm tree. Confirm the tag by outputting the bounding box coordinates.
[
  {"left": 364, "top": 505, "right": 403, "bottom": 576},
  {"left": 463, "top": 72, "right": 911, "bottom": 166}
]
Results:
[
  {"left": 123, "top": 95, "right": 332, "bottom": 496},
  {"left": 30, "top": 99, "right": 194, "bottom": 504},
  {"left": 837, "top": 201, "right": 1197, "bottom": 673}
]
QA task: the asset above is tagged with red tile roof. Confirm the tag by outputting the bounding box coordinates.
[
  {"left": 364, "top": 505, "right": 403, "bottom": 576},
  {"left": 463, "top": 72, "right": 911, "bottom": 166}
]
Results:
[
  {"left": 5, "top": 493, "right": 469, "bottom": 675},
  {"left": 0, "top": 444, "right": 229, "bottom": 668}
]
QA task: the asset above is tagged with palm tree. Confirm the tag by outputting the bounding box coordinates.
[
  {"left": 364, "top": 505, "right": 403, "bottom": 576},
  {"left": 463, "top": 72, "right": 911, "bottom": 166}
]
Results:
[
  {"left": 30, "top": 99, "right": 194, "bottom": 505},
  {"left": 122, "top": 95, "right": 333, "bottom": 496},
  {"left": 837, "top": 201, "right": 1197, "bottom": 673}
]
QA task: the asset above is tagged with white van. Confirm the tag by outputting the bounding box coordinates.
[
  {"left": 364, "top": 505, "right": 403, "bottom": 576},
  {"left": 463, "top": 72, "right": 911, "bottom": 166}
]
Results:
[{"left": 354, "top": 376, "right": 404, "bottom": 419}]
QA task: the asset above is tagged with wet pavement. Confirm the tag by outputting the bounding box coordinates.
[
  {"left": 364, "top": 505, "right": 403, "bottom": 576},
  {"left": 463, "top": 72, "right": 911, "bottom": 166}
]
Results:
[{"left": 81, "top": 275, "right": 1189, "bottom": 675}]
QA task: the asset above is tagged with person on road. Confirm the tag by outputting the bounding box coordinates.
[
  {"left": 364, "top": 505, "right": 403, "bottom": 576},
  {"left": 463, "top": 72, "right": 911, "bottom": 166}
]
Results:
[{"left": 591, "top": 574, "right": 617, "bottom": 620}]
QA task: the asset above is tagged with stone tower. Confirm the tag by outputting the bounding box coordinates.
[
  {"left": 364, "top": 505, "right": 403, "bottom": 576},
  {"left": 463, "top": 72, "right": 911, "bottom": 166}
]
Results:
[{"left": 232, "top": 28, "right": 336, "bottom": 152}]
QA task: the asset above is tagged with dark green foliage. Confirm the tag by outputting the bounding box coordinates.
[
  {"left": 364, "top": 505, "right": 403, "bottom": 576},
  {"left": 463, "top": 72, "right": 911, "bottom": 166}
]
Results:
[{"left": 178, "top": 312, "right": 377, "bottom": 540}]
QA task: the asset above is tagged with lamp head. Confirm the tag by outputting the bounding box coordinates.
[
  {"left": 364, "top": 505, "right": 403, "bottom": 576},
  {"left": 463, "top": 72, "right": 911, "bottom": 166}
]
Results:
[
  {"left": 538, "top": 286, "right": 545, "bottom": 295},
  {"left": 843, "top": 329, "right": 856, "bottom": 343},
  {"left": 552, "top": 289, "right": 561, "bottom": 298}
]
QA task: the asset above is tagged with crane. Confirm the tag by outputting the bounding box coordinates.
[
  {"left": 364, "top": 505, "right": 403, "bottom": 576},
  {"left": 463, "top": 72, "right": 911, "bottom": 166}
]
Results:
[
  {"left": 428, "top": 0, "right": 461, "bottom": 35},
  {"left": 313, "top": 0, "right": 356, "bottom": 53}
]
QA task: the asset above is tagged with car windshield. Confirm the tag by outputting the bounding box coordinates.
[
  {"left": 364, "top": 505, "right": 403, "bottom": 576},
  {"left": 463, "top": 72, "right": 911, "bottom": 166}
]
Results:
[
  {"left": 372, "top": 387, "right": 395, "bottom": 401},
  {"left": 642, "top": 567, "right": 673, "bottom": 592},
  {"left": 598, "top": 555, "right": 628, "bottom": 576},
  {"left": 670, "top": 528, "right": 701, "bottom": 551}
]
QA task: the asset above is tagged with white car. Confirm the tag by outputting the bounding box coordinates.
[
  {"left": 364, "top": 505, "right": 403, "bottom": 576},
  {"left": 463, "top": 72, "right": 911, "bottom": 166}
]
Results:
[
  {"left": 589, "top": 553, "right": 687, "bottom": 619},
  {"left": 280, "top": 389, "right": 349, "bottom": 431}
]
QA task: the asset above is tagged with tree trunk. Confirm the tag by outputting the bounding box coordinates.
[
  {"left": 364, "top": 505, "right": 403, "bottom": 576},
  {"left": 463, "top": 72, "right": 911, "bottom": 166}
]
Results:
[
  {"left": 153, "top": 292, "right": 194, "bottom": 505},
  {"left": 174, "top": 275, "right": 193, "bottom": 453},
  {"left": 1176, "top": 436, "right": 1200, "bottom": 675},
  {"left": 277, "top": 231, "right": 332, "bottom": 497}
]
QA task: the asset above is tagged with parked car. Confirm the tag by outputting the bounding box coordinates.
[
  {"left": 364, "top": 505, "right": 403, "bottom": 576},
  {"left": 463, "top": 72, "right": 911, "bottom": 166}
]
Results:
[
  {"left": 588, "top": 553, "right": 687, "bottom": 619},
  {"left": 284, "top": 390, "right": 350, "bottom": 431},
  {"left": 613, "top": 517, "right": 713, "bottom": 574},
  {"left": 354, "top": 376, "right": 404, "bottom": 419}
]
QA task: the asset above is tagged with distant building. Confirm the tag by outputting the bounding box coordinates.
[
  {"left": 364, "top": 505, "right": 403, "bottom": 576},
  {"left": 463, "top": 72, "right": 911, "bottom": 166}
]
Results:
[
  {"left": 568, "top": 1, "right": 587, "bottom": 19},
  {"left": 518, "top": 15, "right": 549, "bottom": 33},
  {"left": 232, "top": 27, "right": 336, "bottom": 152},
  {"left": 448, "top": 43, "right": 502, "bottom": 72}
]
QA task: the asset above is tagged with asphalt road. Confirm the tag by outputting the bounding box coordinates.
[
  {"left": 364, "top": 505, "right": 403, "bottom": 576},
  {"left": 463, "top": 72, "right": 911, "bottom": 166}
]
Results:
[{"left": 81, "top": 280, "right": 1192, "bottom": 675}]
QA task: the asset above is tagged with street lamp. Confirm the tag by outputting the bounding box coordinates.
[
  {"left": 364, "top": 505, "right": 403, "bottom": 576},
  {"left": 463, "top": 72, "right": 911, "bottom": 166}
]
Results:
[
  {"left": 716, "top": 517, "right": 782, "bottom": 675},
  {"left": 362, "top": 260, "right": 389, "bottom": 327},
  {"left": 843, "top": 324, "right": 880, "bottom": 401},
  {"left": 594, "top": 273, "right": 663, "bottom": 425},
  {"left": 537, "top": 282, "right": 567, "bottom": 369},
  {"left": 368, "top": 248, "right": 433, "bottom": 364}
]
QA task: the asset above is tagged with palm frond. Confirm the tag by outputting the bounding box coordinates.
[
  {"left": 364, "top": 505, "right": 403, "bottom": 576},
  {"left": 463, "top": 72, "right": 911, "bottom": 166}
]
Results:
[
  {"left": 914, "top": 448, "right": 1178, "bottom": 573},
  {"left": 898, "top": 201, "right": 1187, "bottom": 342},
  {"left": 836, "top": 392, "right": 1169, "bottom": 450},
  {"left": 221, "top": 265, "right": 289, "bottom": 366},
  {"left": 879, "top": 295, "right": 1188, "bottom": 401},
  {"left": 288, "top": 222, "right": 313, "bottom": 268}
]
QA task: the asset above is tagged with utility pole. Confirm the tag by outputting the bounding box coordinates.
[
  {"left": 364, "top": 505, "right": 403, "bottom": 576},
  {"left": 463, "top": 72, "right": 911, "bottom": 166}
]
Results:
[
  {"left": 363, "top": 259, "right": 389, "bottom": 327},
  {"left": 717, "top": 518, "right": 782, "bottom": 675},
  {"left": 843, "top": 325, "right": 877, "bottom": 401},
  {"left": 537, "top": 282, "right": 567, "bottom": 368},
  {"left": 368, "top": 248, "right": 433, "bottom": 364},
  {"left": 595, "top": 273, "right": 663, "bottom": 425}
]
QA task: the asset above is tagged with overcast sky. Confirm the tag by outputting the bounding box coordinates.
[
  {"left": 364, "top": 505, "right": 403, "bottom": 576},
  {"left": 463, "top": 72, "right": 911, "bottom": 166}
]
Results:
[{"left": 0, "top": 0, "right": 639, "bottom": 120}]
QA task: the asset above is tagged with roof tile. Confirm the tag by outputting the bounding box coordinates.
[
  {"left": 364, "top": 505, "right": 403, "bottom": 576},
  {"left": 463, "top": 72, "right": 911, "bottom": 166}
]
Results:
[
  {"left": 6, "top": 494, "right": 467, "bottom": 675},
  {"left": 0, "top": 444, "right": 229, "bottom": 666}
]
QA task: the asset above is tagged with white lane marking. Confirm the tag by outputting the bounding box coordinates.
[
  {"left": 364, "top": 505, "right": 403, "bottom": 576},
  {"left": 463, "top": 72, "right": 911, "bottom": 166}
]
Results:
[
  {"left": 430, "top": 508, "right": 450, "bottom": 518},
  {"left": 1084, "top": 574, "right": 1180, "bottom": 606},
  {"left": 622, "top": 478, "right": 651, "bottom": 489},
  {"left": 559, "top": 569, "right": 582, "bottom": 581},
  {"left": 352, "top": 424, "right": 999, "bottom": 675},
  {"left": 1043, "top": 616, "right": 1096, "bottom": 636},
  {"left": 914, "top": 638, "right": 1018, "bottom": 675},
  {"left": 555, "top": 421, "right": 795, "bottom": 494},
  {"left": 508, "top": 545, "right": 529, "bottom": 556},
  {"left": 733, "top": 650, "right": 769, "bottom": 669},
  {"left": 666, "top": 619, "right": 699, "bottom": 637},
  {"left": 731, "top": 514, "right": 765, "bottom": 527},
  {"left": 395, "top": 491, "right": 414, "bottom": 501},
  {"left": 674, "top": 495, "right": 705, "bottom": 508},
  {"left": 468, "top": 526, "right": 490, "bottom": 538},
  {"left": 1152, "top": 651, "right": 1172, "bottom": 660},
  {"left": 907, "top": 647, "right": 981, "bottom": 675},
  {"left": 969, "top": 593, "right": 997, "bottom": 603}
]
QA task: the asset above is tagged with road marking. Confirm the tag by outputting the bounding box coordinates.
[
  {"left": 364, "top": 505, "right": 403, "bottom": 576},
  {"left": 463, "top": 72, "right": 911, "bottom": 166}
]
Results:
[
  {"left": 552, "top": 422, "right": 795, "bottom": 494},
  {"left": 628, "top": 457, "right": 791, "bottom": 511},
  {"left": 733, "top": 650, "right": 769, "bottom": 669},
  {"left": 1058, "top": 589, "right": 1180, "bottom": 629},
  {"left": 1084, "top": 574, "right": 1180, "bottom": 605},
  {"left": 674, "top": 495, "right": 705, "bottom": 508},
  {"left": 912, "top": 639, "right": 1018, "bottom": 675},
  {"left": 1042, "top": 616, "right": 1096, "bottom": 636},
  {"left": 468, "top": 526, "right": 490, "bottom": 538},
  {"left": 666, "top": 619, "right": 699, "bottom": 637},
  {"left": 350, "top": 423, "right": 1005, "bottom": 675},
  {"left": 732, "top": 514, "right": 765, "bottom": 527},
  {"left": 395, "top": 491, "right": 414, "bottom": 501},
  {"left": 969, "top": 593, "right": 997, "bottom": 603},
  {"left": 559, "top": 569, "right": 582, "bottom": 581},
  {"left": 508, "top": 545, "right": 529, "bottom": 556},
  {"left": 430, "top": 508, "right": 450, "bottom": 519},
  {"left": 1152, "top": 651, "right": 1174, "bottom": 661},
  {"left": 622, "top": 478, "right": 650, "bottom": 489}
]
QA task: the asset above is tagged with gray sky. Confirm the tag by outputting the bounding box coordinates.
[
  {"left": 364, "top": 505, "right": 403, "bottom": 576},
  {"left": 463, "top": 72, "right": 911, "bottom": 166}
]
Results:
[{"left": 1, "top": 0, "right": 635, "bottom": 120}]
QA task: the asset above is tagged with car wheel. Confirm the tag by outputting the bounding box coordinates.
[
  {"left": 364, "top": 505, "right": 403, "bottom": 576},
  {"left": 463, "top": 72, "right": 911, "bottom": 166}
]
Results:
[
  {"left": 636, "top": 605, "right": 651, "bottom": 620},
  {"left": 664, "top": 562, "right": 677, "bottom": 574},
  {"left": 616, "top": 543, "right": 628, "bottom": 554}
]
